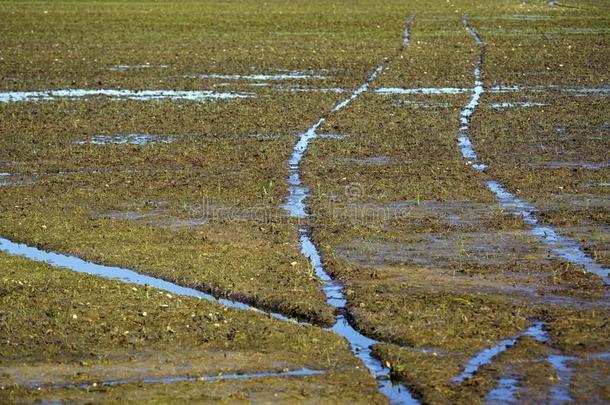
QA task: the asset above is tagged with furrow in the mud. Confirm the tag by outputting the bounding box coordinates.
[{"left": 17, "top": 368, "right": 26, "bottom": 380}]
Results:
[
  {"left": 452, "top": 321, "right": 547, "bottom": 384},
  {"left": 0, "top": 237, "right": 301, "bottom": 324},
  {"left": 486, "top": 181, "right": 610, "bottom": 285},
  {"left": 28, "top": 368, "right": 327, "bottom": 391},
  {"left": 459, "top": 17, "right": 609, "bottom": 285},
  {"left": 282, "top": 20, "right": 420, "bottom": 405}
]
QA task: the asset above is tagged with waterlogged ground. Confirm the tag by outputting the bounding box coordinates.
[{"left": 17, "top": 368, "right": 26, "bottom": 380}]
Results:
[{"left": 0, "top": 0, "right": 609, "bottom": 404}]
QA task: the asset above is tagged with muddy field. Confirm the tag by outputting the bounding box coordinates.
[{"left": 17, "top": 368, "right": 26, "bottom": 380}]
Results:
[{"left": 0, "top": 1, "right": 608, "bottom": 404}]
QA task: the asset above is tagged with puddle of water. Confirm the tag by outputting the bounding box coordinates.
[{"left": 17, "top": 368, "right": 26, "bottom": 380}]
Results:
[
  {"left": 300, "top": 232, "right": 346, "bottom": 308},
  {"left": 453, "top": 321, "right": 547, "bottom": 384},
  {"left": 565, "top": 87, "right": 610, "bottom": 94},
  {"left": 547, "top": 355, "right": 577, "bottom": 404},
  {"left": 489, "top": 102, "right": 546, "bottom": 109},
  {"left": 74, "top": 134, "right": 176, "bottom": 145},
  {"left": 0, "top": 237, "right": 297, "bottom": 324},
  {"left": 331, "top": 316, "right": 417, "bottom": 403},
  {"left": 485, "top": 377, "right": 519, "bottom": 404},
  {"left": 376, "top": 87, "right": 470, "bottom": 95},
  {"left": 521, "top": 322, "right": 549, "bottom": 343},
  {"left": 184, "top": 71, "right": 325, "bottom": 80},
  {"left": 500, "top": 15, "right": 551, "bottom": 21},
  {"left": 464, "top": 16, "right": 484, "bottom": 46},
  {"left": 486, "top": 181, "right": 610, "bottom": 285},
  {"left": 453, "top": 336, "right": 518, "bottom": 384},
  {"left": 0, "top": 89, "right": 254, "bottom": 103},
  {"left": 96, "top": 210, "right": 159, "bottom": 221},
  {"left": 532, "top": 193, "right": 610, "bottom": 211},
  {"left": 244, "top": 82, "right": 271, "bottom": 87},
  {"left": 110, "top": 64, "right": 168, "bottom": 71}
]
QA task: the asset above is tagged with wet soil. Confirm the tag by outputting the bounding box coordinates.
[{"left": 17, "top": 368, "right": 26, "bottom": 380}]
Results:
[
  {"left": 0, "top": 252, "right": 383, "bottom": 402},
  {"left": 0, "top": 0, "right": 608, "bottom": 403}
]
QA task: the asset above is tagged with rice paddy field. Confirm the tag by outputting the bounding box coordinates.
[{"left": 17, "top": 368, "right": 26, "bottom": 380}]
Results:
[{"left": 0, "top": 0, "right": 609, "bottom": 403}]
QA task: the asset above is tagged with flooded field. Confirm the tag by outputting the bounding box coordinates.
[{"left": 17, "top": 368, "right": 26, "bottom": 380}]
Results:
[{"left": 0, "top": 0, "right": 608, "bottom": 404}]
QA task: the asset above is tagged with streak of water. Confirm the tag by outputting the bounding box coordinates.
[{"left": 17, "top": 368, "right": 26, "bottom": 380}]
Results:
[
  {"left": 403, "top": 16, "right": 415, "bottom": 45},
  {"left": 301, "top": 232, "right": 418, "bottom": 404},
  {"left": 280, "top": 17, "right": 420, "bottom": 403},
  {"left": 281, "top": 25, "right": 420, "bottom": 402},
  {"left": 486, "top": 181, "right": 609, "bottom": 284},
  {"left": 489, "top": 102, "right": 546, "bottom": 109},
  {"left": 74, "top": 134, "right": 176, "bottom": 145},
  {"left": 460, "top": 17, "right": 609, "bottom": 285},
  {"left": 0, "top": 89, "right": 253, "bottom": 103},
  {"left": 110, "top": 64, "right": 169, "bottom": 71},
  {"left": 374, "top": 85, "right": 610, "bottom": 96},
  {"left": 332, "top": 66, "right": 384, "bottom": 112},
  {"left": 37, "top": 368, "right": 326, "bottom": 390},
  {"left": 457, "top": 16, "right": 486, "bottom": 172},
  {"left": 184, "top": 72, "right": 325, "bottom": 80},
  {"left": 0, "top": 238, "right": 297, "bottom": 324},
  {"left": 376, "top": 87, "right": 470, "bottom": 95},
  {"left": 453, "top": 321, "right": 547, "bottom": 383}
]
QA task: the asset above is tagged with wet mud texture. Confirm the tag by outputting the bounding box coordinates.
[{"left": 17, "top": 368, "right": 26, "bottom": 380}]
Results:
[{"left": 0, "top": 0, "right": 609, "bottom": 403}]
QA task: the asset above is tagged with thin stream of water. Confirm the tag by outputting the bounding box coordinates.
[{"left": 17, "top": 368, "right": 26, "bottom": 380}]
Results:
[
  {"left": 183, "top": 72, "right": 325, "bottom": 80},
  {"left": 452, "top": 321, "right": 547, "bottom": 383},
  {"left": 32, "top": 368, "right": 326, "bottom": 391},
  {"left": 0, "top": 89, "right": 253, "bottom": 103},
  {"left": 0, "top": 238, "right": 297, "bottom": 324},
  {"left": 460, "top": 17, "right": 609, "bottom": 285},
  {"left": 403, "top": 16, "right": 415, "bottom": 45},
  {"left": 282, "top": 15, "right": 420, "bottom": 405}
]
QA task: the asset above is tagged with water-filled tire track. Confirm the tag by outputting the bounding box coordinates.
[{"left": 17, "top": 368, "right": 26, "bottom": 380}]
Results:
[
  {"left": 282, "top": 15, "right": 420, "bottom": 405},
  {"left": 459, "top": 16, "right": 609, "bottom": 285}
]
